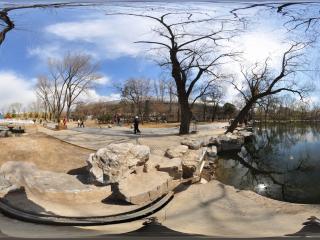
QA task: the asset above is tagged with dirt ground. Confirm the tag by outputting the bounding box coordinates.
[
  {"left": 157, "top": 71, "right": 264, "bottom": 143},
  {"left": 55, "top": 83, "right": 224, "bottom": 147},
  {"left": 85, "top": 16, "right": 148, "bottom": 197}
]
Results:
[{"left": 0, "top": 125, "right": 93, "bottom": 173}]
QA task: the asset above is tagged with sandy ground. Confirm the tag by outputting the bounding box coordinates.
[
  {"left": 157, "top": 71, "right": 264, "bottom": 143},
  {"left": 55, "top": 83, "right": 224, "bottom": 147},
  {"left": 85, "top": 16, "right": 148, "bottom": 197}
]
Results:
[
  {"left": 0, "top": 122, "right": 319, "bottom": 238},
  {"left": 0, "top": 126, "right": 93, "bottom": 173},
  {"left": 0, "top": 126, "right": 149, "bottom": 238}
]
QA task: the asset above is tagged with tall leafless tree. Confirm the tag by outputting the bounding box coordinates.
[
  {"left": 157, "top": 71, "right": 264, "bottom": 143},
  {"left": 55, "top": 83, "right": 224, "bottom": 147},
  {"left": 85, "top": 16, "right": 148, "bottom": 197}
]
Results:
[
  {"left": 56, "top": 53, "right": 101, "bottom": 120},
  {"left": 35, "top": 76, "right": 54, "bottom": 120},
  {"left": 35, "top": 53, "right": 101, "bottom": 122},
  {"left": 153, "top": 79, "right": 167, "bottom": 102},
  {"left": 226, "top": 42, "right": 312, "bottom": 133},
  {"left": 107, "top": 12, "right": 240, "bottom": 134},
  {"left": 120, "top": 78, "right": 151, "bottom": 119},
  {"left": 203, "top": 84, "right": 223, "bottom": 122}
]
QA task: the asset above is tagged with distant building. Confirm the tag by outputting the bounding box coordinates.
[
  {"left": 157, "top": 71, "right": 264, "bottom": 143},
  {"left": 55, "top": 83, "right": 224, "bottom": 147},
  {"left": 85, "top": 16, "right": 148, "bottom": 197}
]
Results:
[{"left": 0, "top": 113, "right": 3, "bottom": 119}]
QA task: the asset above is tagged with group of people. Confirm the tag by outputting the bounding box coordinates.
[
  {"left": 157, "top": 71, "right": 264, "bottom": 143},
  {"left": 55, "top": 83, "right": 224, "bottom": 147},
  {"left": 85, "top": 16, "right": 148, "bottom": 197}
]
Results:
[
  {"left": 74, "top": 116, "right": 141, "bottom": 134},
  {"left": 77, "top": 119, "right": 85, "bottom": 128}
]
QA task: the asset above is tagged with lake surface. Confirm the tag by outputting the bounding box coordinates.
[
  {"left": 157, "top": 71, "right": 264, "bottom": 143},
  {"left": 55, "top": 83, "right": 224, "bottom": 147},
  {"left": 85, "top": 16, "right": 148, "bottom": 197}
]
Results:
[{"left": 214, "top": 123, "right": 320, "bottom": 204}]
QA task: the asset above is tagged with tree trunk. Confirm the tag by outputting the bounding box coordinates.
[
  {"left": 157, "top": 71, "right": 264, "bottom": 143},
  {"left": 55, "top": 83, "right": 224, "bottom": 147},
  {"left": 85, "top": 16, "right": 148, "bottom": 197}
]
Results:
[
  {"left": 211, "top": 103, "right": 217, "bottom": 122},
  {"left": 179, "top": 102, "right": 192, "bottom": 134},
  {"left": 226, "top": 100, "right": 254, "bottom": 133},
  {"left": 66, "top": 105, "right": 71, "bottom": 121}
]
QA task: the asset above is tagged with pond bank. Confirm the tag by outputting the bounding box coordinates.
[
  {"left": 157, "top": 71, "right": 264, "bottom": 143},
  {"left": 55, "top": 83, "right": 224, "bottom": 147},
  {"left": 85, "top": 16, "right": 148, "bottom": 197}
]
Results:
[{"left": 1, "top": 123, "right": 319, "bottom": 238}]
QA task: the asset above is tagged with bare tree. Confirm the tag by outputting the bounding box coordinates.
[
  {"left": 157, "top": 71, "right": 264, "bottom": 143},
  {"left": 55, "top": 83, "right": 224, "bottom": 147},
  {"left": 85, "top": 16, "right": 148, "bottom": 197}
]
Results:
[
  {"left": 153, "top": 79, "right": 167, "bottom": 102},
  {"left": 226, "top": 42, "right": 312, "bottom": 133},
  {"left": 57, "top": 53, "right": 101, "bottom": 120},
  {"left": 107, "top": 12, "right": 239, "bottom": 134},
  {"left": 204, "top": 84, "right": 223, "bottom": 122},
  {"left": 256, "top": 95, "right": 279, "bottom": 123},
  {"left": 35, "top": 76, "right": 54, "bottom": 120},
  {"left": 200, "top": 84, "right": 223, "bottom": 121},
  {"left": 35, "top": 53, "right": 100, "bottom": 122},
  {"left": 120, "top": 78, "right": 151, "bottom": 119},
  {"left": 8, "top": 102, "right": 22, "bottom": 116}
]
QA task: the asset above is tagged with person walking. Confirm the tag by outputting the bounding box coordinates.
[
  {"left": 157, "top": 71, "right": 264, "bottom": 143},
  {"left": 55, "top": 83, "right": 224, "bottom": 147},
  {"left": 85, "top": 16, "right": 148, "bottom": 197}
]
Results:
[
  {"left": 117, "top": 115, "right": 121, "bottom": 126},
  {"left": 80, "top": 119, "right": 85, "bottom": 128},
  {"left": 133, "top": 116, "right": 141, "bottom": 134}
]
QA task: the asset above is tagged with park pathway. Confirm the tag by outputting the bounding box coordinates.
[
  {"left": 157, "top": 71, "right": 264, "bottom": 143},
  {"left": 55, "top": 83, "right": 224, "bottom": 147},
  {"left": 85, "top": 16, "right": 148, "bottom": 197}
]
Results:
[
  {"left": 38, "top": 122, "right": 228, "bottom": 151},
  {"left": 38, "top": 127, "right": 131, "bottom": 150}
]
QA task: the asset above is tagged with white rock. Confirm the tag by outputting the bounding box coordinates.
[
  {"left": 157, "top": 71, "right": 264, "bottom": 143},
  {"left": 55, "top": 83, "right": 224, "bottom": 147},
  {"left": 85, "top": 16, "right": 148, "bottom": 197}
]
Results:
[
  {"left": 181, "top": 138, "right": 202, "bottom": 150},
  {"left": 181, "top": 149, "right": 204, "bottom": 178},
  {"left": 214, "top": 134, "right": 245, "bottom": 152},
  {"left": 87, "top": 143, "right": 150, "bottom": 184},
  {"left": 165, "top": 145, "right": 189, "bottom": 159},
  {"left": 207, "top": 145, "right": 218, "bottom": 158},
  {"left": 116, "top": 170, "right": 178, "bottom": 204}
]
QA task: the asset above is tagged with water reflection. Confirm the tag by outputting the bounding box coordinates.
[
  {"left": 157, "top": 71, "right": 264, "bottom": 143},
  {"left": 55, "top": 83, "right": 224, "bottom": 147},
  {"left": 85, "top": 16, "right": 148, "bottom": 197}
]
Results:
[{"left": 215, "top": 123, "right": 320, "bottom": 204}]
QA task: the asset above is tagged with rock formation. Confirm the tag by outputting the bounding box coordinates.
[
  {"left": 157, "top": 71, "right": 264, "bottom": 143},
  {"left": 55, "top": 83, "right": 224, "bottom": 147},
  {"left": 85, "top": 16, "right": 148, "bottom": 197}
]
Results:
[
  {"left": 165, "top": 145, "right": 189, "bottom": 159},
  {"left": 0, "top": 161, "right": 109, "bottom": 203},
  {"left": 87, "top": 143, "right": 150, "bottom": 184},
  {"left": 181, "top": 138, "right": 203, "bottom": 150}
]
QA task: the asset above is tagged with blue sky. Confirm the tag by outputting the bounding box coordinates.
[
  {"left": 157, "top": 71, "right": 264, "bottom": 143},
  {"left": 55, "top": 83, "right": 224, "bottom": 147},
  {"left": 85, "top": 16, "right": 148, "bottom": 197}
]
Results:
[{"left": 0, "top": 1, "right": 319, "bottom": 111}]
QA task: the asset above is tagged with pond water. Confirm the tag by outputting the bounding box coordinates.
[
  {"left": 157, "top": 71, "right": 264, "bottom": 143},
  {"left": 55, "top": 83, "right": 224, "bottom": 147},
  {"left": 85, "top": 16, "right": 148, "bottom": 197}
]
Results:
[{"left": 214, "top": 123, "right": 320, "bottom": 204}]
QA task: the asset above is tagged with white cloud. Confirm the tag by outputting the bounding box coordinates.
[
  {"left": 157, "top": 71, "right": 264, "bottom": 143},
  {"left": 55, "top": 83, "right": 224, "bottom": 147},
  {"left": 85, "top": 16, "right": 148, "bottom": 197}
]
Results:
[
  {"left": 45, "top": 15, "right": 156, "bottom": 59},
  {"left": 94, "top": 76, "right": 110, "bottom": 85},
  {"left": 27, "top": 44, "right": 62, "bottom": 61},
  {"left": 79, "top": 89, "right": 120, "bottom": 102},
  {"left": 0, "top": 71, "right": 119, "bottom": 113},
  {"left": 0, "top": 71, "right": 37, "bottom": 111}
]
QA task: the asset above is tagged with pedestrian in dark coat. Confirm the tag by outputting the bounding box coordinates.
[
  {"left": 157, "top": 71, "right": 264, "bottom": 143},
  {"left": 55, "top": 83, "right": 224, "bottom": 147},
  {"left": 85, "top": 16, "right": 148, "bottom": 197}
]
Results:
[{"left": 133, "top": 116, "right": 141, "bottom": 134}]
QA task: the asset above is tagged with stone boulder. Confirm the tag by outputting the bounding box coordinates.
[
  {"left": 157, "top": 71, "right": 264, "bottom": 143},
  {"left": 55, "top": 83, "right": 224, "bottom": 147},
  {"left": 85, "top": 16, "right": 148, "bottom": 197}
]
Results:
[
  {"left": 0, "top": 161, "right": 109, "bottom": 203},
  {"left": 180, "top": 148, "right": 204, "bottom": 178},
  {"left": 87, "top": 143, "right": 150, "bottom": 184},
  {"left": 115, "top": 170, "right": 179, "bottom": 204},
  {"left": 210, "top": 133, "right": 245, "bottom": 152},
  {"left": 181, "top": 138, "right": 203, "bottom": 150},
  {"left": 207, "top": 145, "right": 218, "bottom": 158},
  {"left": 237, "top": 130, "right": 254, "bottom": 141},
  {"left": 165, "top": 145, "right": 189, "bottom": 159}
]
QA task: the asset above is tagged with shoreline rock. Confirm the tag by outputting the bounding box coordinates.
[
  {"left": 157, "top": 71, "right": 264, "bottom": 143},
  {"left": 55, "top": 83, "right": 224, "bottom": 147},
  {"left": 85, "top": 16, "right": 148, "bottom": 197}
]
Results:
[{"left": 87, "top": 143, "right": 150, "bottom": 185}]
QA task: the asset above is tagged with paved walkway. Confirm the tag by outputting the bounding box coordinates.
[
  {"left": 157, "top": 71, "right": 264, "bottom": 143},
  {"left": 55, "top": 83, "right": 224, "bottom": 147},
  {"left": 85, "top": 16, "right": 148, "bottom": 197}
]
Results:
[
  {"left": 71, "top": 122, "right": 227, "bottom": 137},
  {"left": 38, "top": 127, "right": 131, "bottom": 150},
  {"left": 38, "top": 122, "right": 228, "bottom": 151}
]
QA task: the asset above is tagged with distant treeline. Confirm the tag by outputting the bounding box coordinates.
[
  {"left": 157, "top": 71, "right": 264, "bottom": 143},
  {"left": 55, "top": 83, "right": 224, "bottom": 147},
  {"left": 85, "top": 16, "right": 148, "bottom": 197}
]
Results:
[{"left": 71, "top": 100, "right": 238, "bottom": 123}]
